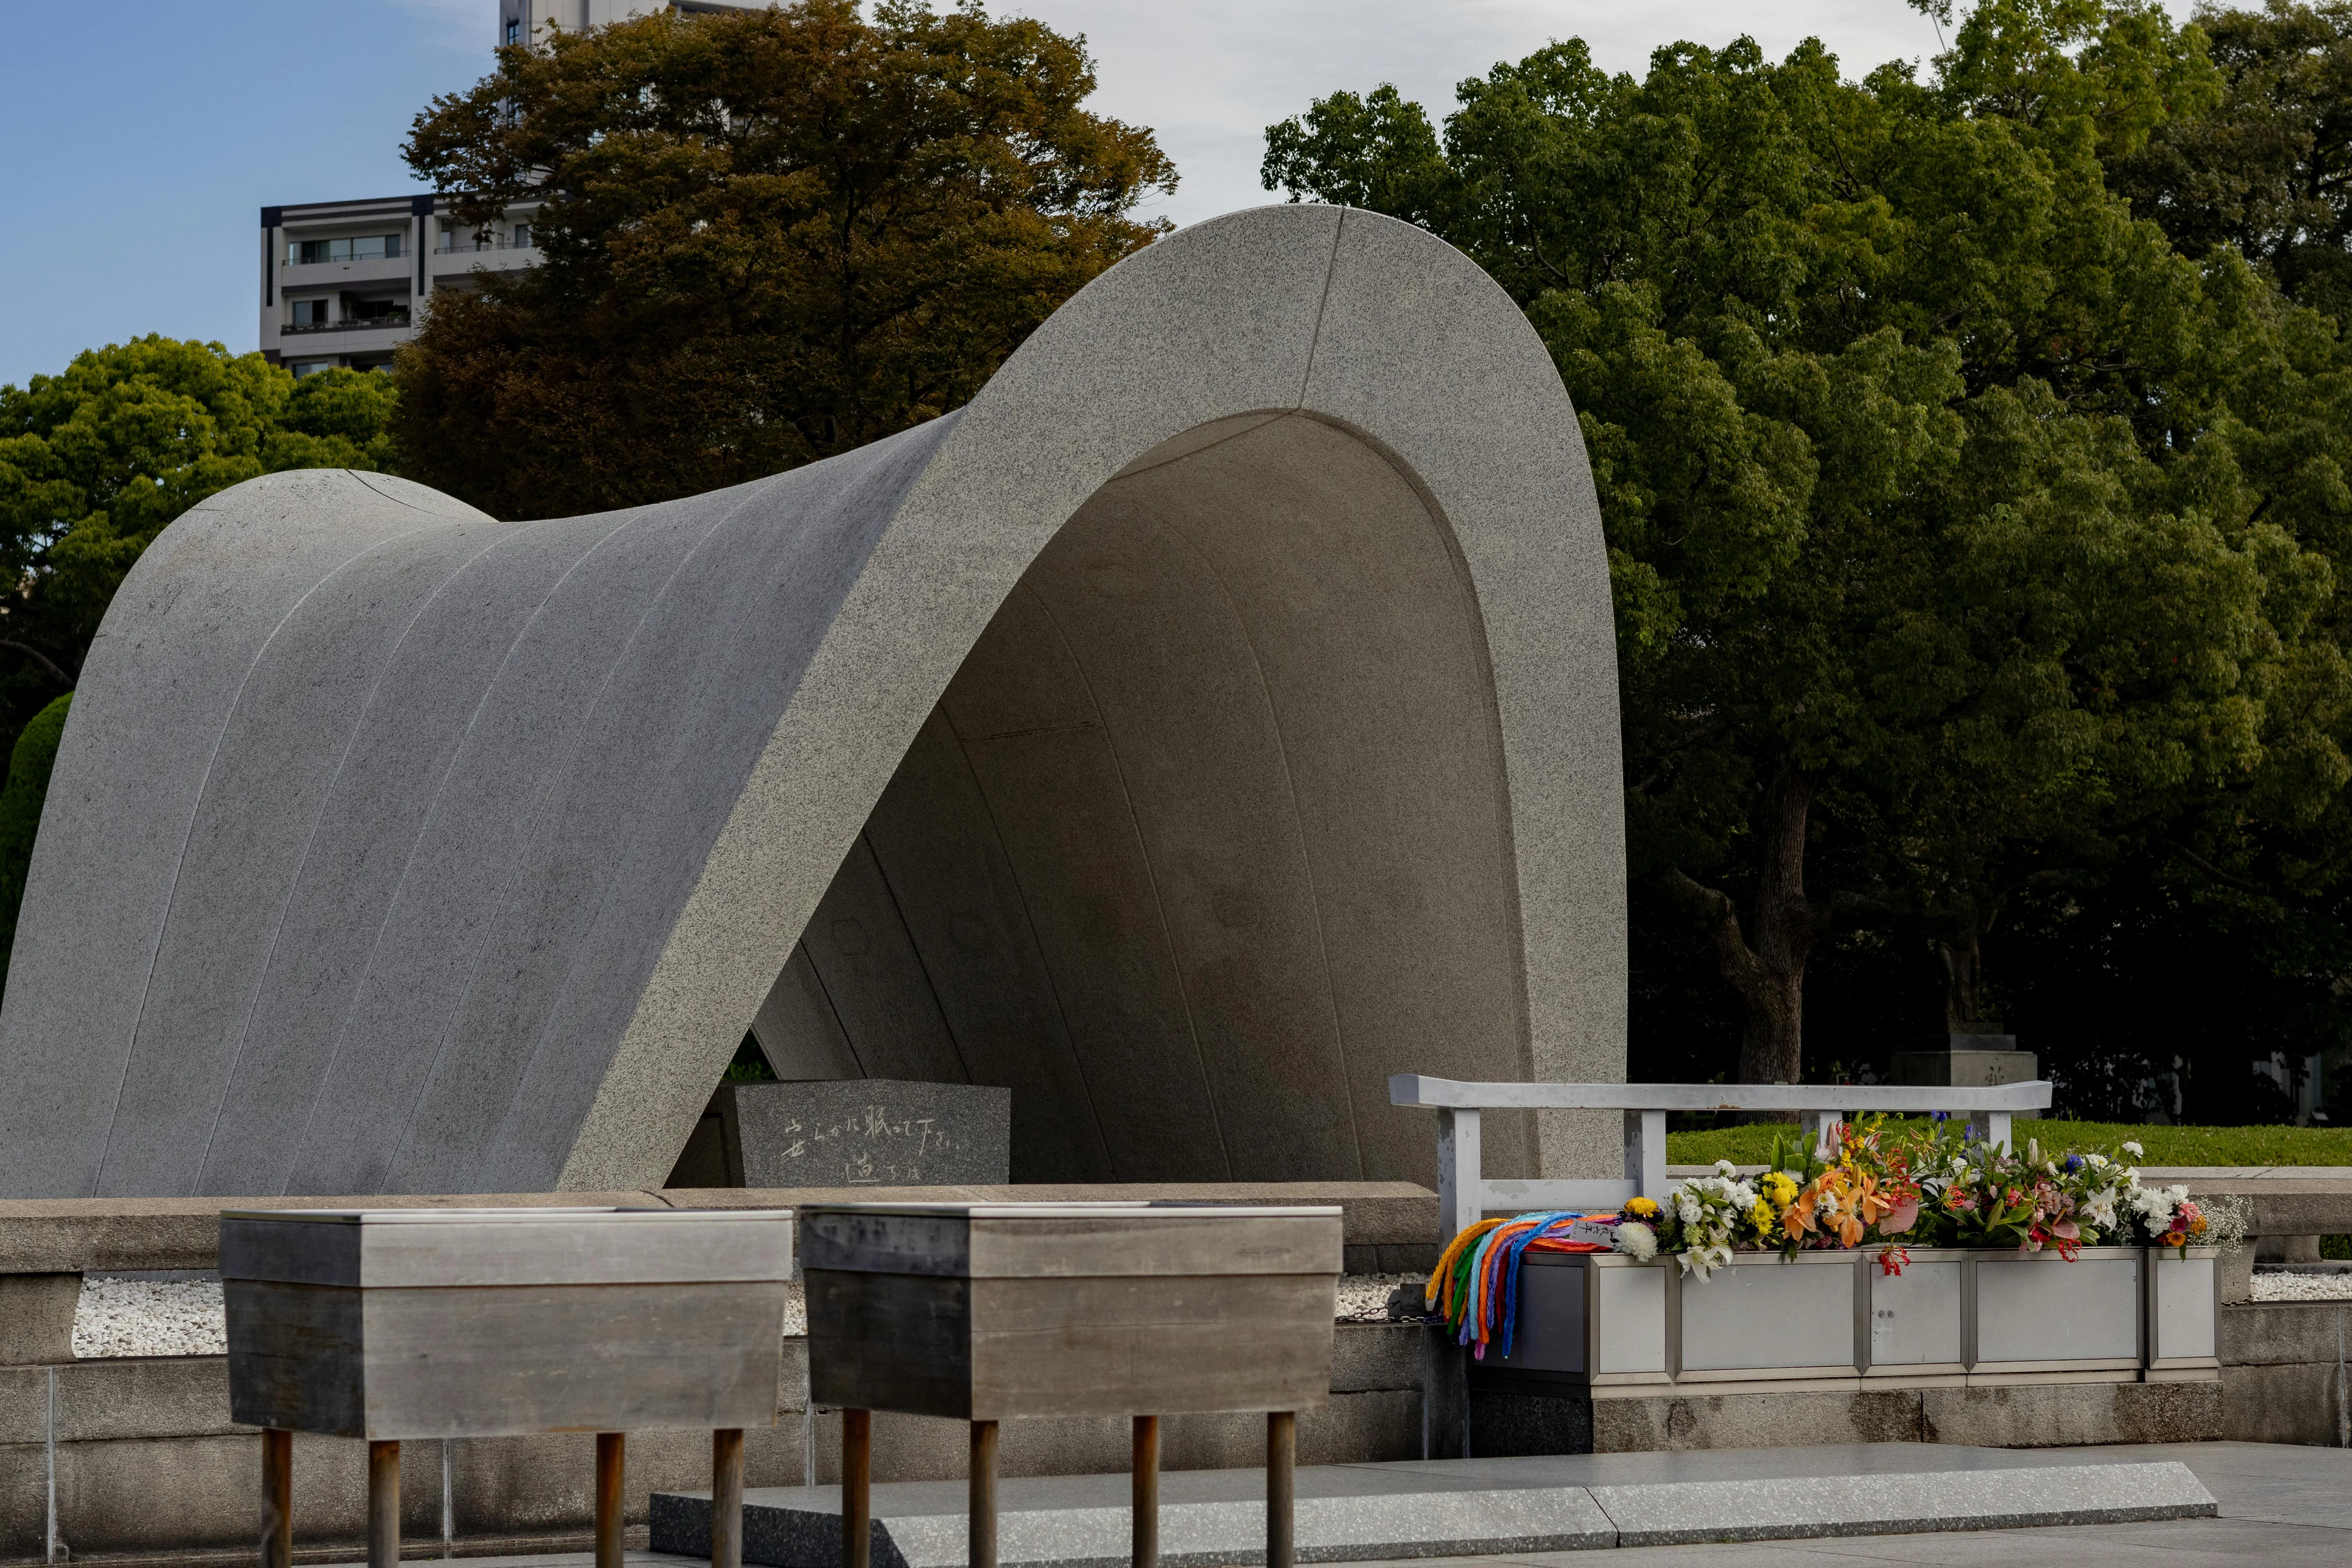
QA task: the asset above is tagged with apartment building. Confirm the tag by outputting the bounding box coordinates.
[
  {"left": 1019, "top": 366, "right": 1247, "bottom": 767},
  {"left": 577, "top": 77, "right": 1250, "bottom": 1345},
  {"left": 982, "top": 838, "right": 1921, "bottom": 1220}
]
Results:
[
  {"left": 258, "top": 0, "right": 757, "bottom": 376},
  {"left": 259, "top": 194, "right": 541, "bottom": 376}
]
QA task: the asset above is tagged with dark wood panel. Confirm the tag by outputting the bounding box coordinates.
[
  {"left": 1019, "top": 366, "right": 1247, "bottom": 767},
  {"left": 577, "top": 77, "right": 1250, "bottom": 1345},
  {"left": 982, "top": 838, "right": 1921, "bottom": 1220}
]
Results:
[
  {"left": 805, "top": 1268, "right": 973, "bottom": 1419},
  {"left": 225, "top": 1279, "right": 367, "bottom": 1435}
]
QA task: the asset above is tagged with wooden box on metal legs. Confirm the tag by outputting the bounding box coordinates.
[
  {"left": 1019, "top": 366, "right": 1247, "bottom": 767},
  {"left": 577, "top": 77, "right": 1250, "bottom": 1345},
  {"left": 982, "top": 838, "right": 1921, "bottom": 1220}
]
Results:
[
  {"left": 222, "top": 1207, "right": 793, "bottom": 1568},
  {"left": 802, "top": 1202, "right": 1343, "bottom": 1568}
]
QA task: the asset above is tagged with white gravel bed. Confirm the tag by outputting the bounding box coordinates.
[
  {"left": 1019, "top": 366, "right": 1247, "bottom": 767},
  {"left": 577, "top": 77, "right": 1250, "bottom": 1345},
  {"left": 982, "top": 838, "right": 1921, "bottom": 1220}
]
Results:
[
  {"left": 74, "top": 1277, "right": 227, "bottom": 1359},
  {"left": 74, "top": 1273, "right": 1413, "bottom": 1359},
  {"left": 2251, "top": 1271, "right": 2352, "bottom": 1301},
  {"left": 1336, "top": 1272, "right": 1424, "bottom": 1322}
]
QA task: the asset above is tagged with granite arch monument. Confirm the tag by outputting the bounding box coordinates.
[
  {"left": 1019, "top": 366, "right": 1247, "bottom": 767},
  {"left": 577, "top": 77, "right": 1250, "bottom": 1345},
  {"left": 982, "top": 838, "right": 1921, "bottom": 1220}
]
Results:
[{"left": 0, "top": 205, "right": 1624, "bottom": 1197}]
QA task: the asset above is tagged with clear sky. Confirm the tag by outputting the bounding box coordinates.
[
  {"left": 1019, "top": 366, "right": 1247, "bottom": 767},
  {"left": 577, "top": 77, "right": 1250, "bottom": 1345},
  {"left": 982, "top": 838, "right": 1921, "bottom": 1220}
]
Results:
[{"left": 0, "top": 1, "right": 1966, "bottom": 390}]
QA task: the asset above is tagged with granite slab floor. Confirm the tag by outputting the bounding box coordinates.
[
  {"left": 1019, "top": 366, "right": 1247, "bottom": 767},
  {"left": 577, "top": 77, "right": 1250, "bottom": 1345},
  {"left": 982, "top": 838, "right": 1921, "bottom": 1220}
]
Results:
[
  {"left": 316, "top": 1443, "right": 2344, "bottom": 1568},
  {"left": 1327, "top": 1441, "right": 2349, "bottom": 1568},
  {"left": 641, "top": 1440, "right": 2310, "bottom": 1566}
]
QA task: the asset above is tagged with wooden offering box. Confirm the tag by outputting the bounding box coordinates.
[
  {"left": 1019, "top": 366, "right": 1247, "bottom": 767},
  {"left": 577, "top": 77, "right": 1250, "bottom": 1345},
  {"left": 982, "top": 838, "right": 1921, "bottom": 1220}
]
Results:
[
  {"left": 222, "top": 1207, "right": 795, "bottom": 1438},
  {"left": 801, "top": 1202, "right": 1343, "bottom": 1419},
  {"left": 803, "top": 1203, "right": 1343, "bottom": 1568}
]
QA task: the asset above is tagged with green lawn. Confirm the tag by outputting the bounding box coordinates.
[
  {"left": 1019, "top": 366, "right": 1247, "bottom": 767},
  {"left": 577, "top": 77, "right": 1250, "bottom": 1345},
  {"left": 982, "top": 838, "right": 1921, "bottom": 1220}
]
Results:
[{"left": 1665, "top": 1116, "right": 2352, "bottom": 1168}]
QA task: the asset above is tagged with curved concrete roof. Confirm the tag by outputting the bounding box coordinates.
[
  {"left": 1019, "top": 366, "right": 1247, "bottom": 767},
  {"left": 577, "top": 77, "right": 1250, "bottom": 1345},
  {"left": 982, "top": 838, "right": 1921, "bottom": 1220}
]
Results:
[{"left": 0, "top": 205, "right": 1624, "bottom": 1198}]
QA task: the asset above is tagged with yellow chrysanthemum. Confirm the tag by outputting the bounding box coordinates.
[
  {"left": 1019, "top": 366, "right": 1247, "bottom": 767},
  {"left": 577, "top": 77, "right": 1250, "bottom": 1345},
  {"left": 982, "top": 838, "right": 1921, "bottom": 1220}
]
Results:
[
  {"left": 1762, "top": 1172, "right": 1798, "bottom": 1208},
  {"left": 1624, "top": 1196, "right": 1661, "bottom": 1220},
  {"left": 1746, "top": 1200, "right": 1776, "bottom": 1234}
]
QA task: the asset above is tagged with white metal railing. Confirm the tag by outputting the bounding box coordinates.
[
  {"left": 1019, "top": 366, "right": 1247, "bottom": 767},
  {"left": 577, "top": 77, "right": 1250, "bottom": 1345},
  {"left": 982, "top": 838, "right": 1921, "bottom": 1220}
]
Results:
[{"left": 1389, "top": 1074, "right": 2055, "bottom": 1239}]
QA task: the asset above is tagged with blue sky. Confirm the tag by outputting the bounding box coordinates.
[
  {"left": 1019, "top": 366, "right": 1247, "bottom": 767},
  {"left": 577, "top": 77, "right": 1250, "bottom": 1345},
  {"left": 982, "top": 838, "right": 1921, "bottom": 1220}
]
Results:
[{"left": 0, "top": 1, "right": 1969, "bottom": 390}]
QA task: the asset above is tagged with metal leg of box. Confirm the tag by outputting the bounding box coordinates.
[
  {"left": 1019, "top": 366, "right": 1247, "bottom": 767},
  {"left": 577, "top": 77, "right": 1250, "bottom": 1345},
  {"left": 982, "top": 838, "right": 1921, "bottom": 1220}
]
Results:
[
  {"left": 368, "top": 1440, "right": 400, "bottom": 1568},
  {"left": 712, "top": 1428, "right": 745, "bottom": 1568},
  {"left": 1131, "top": 1414, "right": 1160, "bottom": 1568},
  {"left": 261, "top": 1428, "right": 293, "bottom": 1568},
  {"left": 595, "top": 1433, "right": 625, "bottom": 1568},
  {"left": 844, "top": 1408, "right": 873, "bottom": 1568},
  {"left": 969, "top": 1419, "right": 999, "bottom": 1568},
  {"left": 1266, "top": 1412, "right": 1294, "bottom": 1568}
]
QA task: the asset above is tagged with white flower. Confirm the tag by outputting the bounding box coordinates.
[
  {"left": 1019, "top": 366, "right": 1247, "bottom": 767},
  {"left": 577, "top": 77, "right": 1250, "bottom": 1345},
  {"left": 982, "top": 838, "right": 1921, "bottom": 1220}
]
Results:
[
  {"left": 1715, "top": 1159, "right": 1738, "bottom": 1176},
  {"left": 1613, "top": 1221, "right": 1659, "bottom": 1261},
  {"left": 2122, "top": 1141, "right": 2143, "bottom": 1158},
  {"left": 2087, "top": 1153, "right": 2109, "bottom": 1169}
]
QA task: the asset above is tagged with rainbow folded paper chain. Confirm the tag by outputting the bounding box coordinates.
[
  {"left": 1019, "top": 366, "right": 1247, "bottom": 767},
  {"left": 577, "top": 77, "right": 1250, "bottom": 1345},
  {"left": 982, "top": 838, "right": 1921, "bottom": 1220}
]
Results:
[{"left": 1424, "top": 1211, "right": 1622, "bottom": 1359}]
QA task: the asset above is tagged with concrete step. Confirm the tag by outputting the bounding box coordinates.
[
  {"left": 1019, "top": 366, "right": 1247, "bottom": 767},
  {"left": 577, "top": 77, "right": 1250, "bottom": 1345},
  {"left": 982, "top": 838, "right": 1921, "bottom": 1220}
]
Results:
[{"left": 650, "top": 1443, "right": 2216, "bottom": 1564}]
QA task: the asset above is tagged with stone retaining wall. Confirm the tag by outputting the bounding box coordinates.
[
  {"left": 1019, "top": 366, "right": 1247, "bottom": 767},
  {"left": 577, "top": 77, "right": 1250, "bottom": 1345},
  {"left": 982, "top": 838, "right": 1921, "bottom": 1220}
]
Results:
[
  {"left": 0, "top": 1327, "right": 1428, "bottom": 1565},
  {"left": 2218, "top": 1297, "right": 2351, "bottom": 1446}
]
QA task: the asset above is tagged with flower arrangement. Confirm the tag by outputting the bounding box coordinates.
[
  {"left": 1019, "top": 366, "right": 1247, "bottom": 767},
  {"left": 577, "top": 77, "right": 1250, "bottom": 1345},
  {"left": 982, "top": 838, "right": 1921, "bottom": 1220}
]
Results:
[
  {"left": 1610, "top": 1119, "right": 2227, "bottom": 1269},
  {"left": 1425, "top": 1121, "right": 2237, "bottom": 1358}
]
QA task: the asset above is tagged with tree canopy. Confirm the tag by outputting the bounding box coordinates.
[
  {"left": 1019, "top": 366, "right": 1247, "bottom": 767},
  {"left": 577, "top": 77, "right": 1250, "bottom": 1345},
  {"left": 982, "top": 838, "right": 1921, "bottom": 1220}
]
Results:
[
  {"left": 1265, "top": 0, "right": 2352, "bottom": 1105},
  {"left": 0, "top": 693, "right": 71, "bottom": 995},
  {"left": 394, "top": 0, "right": 1176, "bottom": 519},
  {"left": 2112, "top": 0, "right": 2352, "bottom": 321},
  {"left": 0, "top": 338, "right": 397, "bottom": 735}
]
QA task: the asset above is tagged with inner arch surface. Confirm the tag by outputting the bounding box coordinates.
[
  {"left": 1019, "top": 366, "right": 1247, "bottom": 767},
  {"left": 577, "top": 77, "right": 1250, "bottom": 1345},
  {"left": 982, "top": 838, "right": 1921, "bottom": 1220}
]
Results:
[{"left": 753, "top": 413, "right": 1535, "bottom": 1186}]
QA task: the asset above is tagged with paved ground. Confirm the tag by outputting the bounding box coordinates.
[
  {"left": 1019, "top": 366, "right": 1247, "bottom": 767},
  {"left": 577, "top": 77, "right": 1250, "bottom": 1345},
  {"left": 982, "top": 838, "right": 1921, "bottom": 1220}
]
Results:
[
  {"left": 321, "top": 1441, "right": 2348, "bottom": 1568},
  {"left": 1351, "top": 1442, "right": 2350, "bottom": 1568}
]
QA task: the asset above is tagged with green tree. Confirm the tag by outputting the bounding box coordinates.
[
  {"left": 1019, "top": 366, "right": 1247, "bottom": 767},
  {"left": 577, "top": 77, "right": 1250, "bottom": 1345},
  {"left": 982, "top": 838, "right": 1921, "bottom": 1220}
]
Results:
[
  {"left": 2111, "top": 2, "right": 2352, "bottom": 322},
  {"left": 1263, "top": 9, "right": 2352, "bottom": 1087},
  {"left": 395, "top": 0, "right": 1176, "bottom": 519},
  {"left": 0, "top": 693, "right": 70, "bottom": 991},
  {"left": 0, "top": 338, "right": 397, "bottom": 737}
]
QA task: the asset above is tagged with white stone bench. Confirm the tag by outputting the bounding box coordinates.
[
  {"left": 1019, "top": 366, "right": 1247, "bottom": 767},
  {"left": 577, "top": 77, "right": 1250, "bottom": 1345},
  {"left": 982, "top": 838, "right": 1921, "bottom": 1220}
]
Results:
[{"left": 1389, "top": 1075, "right": 2056, "bottom": 1239}]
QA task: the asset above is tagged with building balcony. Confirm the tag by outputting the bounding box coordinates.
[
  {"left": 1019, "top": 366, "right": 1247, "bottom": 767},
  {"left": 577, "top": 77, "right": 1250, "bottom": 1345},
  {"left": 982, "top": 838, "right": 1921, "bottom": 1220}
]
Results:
[
  {"left": 282, "top": 317, "right": 411, "bottom": 335},
  {"left": 280, "top": 253, "right": 413, "bottom": 282}
]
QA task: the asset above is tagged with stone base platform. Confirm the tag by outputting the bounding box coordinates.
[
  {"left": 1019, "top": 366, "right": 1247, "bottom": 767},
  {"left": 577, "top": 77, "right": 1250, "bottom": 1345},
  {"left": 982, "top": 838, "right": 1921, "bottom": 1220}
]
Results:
[
  {"left": 649, "top": 1444, "right": 2215, "bottom": 1565},
  {"left": 1459, "top": 1374, "right": 2227, "bottom": 1456}
]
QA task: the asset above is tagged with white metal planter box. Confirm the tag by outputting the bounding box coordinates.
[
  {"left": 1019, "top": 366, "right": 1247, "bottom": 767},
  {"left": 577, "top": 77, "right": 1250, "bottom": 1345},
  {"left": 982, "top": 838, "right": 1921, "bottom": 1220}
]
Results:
[
  {"left": 2144, "top": 1246, "right": 2220, "bottom": 1377},
  {"left": 1968, "top": 1245, "right": 2141, "bottom": 1378},
  {"left": 1475, "top": 1244, "right": 2218, "bottom": 1396},
  {"left": 1675, "top": 1250, "right": 1861, "bottom": 1384},
  {"left": 1866, "top": 1249, "right": 1968, "bottom": 1381},
  {"left": 1478, "top": 1252, "right": 1670, "bottom": 1390}
]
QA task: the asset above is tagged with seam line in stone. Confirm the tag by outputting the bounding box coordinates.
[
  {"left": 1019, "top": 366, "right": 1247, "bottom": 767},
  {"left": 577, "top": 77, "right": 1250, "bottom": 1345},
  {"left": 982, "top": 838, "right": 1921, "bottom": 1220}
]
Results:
[
  {"left": 940, "top": 677, "right": 1116, "bottom": 1179},
  {"left": 197, "top": 518, "right": 557, "bottom": 1192},
  {"left": 793, "top": 938, "right": 867, "bottom": 1079},
  {"left": 1296, "top": 207, "right": 1348, "bottom": 407},
  {"left": 88, "top": 516, "right": 469, "bottom": 1196},
  {"left": 1138, "top": 495, "right": 1369, "bottom": 1181},
  {"left": 269, "top": 506, "right": 647, "bottom": 1193},
  {"left": 383, "top": 475, "right": 791, "bottom": 1190},
  {"left": 1019, "top": 580, "right": 1238, "bottom": 1181},
  {"left": 860, "top": 829, "right": 976, "bottom": 1086}
]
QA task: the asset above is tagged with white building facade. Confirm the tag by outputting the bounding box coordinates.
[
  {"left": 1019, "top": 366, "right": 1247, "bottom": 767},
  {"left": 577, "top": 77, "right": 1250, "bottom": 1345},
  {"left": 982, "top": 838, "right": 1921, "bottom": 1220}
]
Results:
[
  {"left": 259, "top": 195, "right": 540, "bottom": 376},
  {"left": 259, "top": 1, "right": 756, "bottom": 376}
]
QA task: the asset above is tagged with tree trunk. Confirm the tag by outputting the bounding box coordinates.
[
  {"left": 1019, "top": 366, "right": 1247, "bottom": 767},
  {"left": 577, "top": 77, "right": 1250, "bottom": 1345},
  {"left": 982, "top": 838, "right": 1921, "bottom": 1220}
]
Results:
[
  {"left": 1662, "top": 763, "right": 1827, "bottom": 1103},
  {"left": 1938, "top": 930, "right": 1985, "bottom": 1033}
]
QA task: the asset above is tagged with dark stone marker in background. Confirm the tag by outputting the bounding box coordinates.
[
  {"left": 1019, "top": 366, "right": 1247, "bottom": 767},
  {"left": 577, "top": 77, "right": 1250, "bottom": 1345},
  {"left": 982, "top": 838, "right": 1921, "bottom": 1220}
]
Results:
[
  {"left": 667, "top": 1079, "right": 1011, "bottom": 1189},
  {"left": 1889, "top": 1025, "right": 2039, "bottom": 1090}
]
